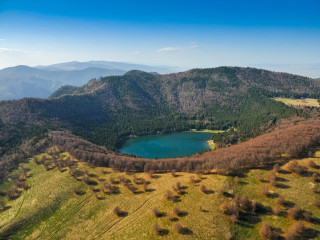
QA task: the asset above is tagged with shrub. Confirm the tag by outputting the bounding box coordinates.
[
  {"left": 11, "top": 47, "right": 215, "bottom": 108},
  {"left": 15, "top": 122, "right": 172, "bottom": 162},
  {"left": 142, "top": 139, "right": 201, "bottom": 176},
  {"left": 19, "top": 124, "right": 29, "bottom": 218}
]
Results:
[
  {"left": 153, "top": 223, "right": 161, "bottom": 235},
  {"left": 311, "top": 172, "right": 318, "bottom": 183},
  {"left": 6, "top": 187, "right": 19, "bottom": 200},
  {"left": 312, "top": 183, "right": 320, "bottom": 193},
  {"left": 172, "top": 182, "right": 183, "bottom": 195},
  {"left": 252, "top": 200, "right": 265, "bottom": 213},
  {"left": 285, "top": 231, "right": 295, "bottom": 240},
  {"left": 109, "top": 177, "right": 116, "bottom": 184},
  {"left": 259, "top": 222, "right": 278, "bottom": 239},
  {"left": 113, "top": 206, "right": 123, "bottom": 217},
  {"left": 173, "top": 207, "right": 182, "bottom": 217},
  {"left": 72, "top": 187, "right": 83, "bottom": 195},
  {"left": 261, "top": 186, "right": 269, "bottom": 197},
  {"left": 220, "top": 200, "right": 239, "bottom": 218},
  {"left": 287, "top": 206, "right": 302, "bottom": 220},
  {"left": 230, "top": 214, "right": 238, "bottom": 223},
  {"left": 273, "top": 206, "right": 281, "bottom": 216},
  {"left": 167, "top": 213, "right": 177, "bottom": 221},
  {"left": 313, "top": 200, "right": 320, "bottom": 209},
  {"left": 308, "top": 160, "right": 316, "bottom": 168},
  {"left": 224, "top": 231, "right": 232, "bottom": 240},
  {"left": 218, "top": 188, "right": 226, "bottom": 196},
  {"left": 291, "top": 221, "right": 305, "bottom": 236},
  {"left": 148, "top": 170, "right": 154, "bottom": 178},
  {"left": 153, "top": 207, "right": 162, "bottom": 217},
  {"left": 273, "top": 163, "right": 280, "bottom": 172},
  {"left": 0, "top": 201, "right": 5, "bottom": 211},
  {"left": 164, "top": 190, "right": 174, "bottom": 201},
  {"left": 269, "top": 172, "right": 277, "bottom": 186},
  {"left": 276, "top": 195, "right": 285, "bottom": 206},
  {"left": 287, "top": 161, "right": 299, "bottom": 172},
  {"left": 239, "top": 195, "right": 252, "bottom": 212},
  {"left": 140, "top": 181, "right": 146, "bottom": 192},
  {"left": 200, "top": 184, "right": 208, "bottom": 193},
  {"left": 174, "top": 223, "right": 183, "bottom": 234},
  {"left": 302, "top": 210, "right": 312, "bottom": 222},
  {"left": 189, "top": 176, "right": 195, "bottom": 184},
  {"left": 234, "top": 176, "right": 239, "bottom": 184}
]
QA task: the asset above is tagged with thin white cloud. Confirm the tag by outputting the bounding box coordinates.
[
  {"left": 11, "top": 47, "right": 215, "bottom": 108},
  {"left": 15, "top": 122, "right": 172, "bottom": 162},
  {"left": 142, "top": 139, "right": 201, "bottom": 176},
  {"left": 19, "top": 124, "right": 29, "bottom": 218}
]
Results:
[
  {"left": 157, "top": 44, "right": 198, "bottom": 53},
  {"left": 0, "top": 38, "right": 5, "bottom": 41},
  {"left": 157, "top": 47, "right": 181, "bottom": 53},
  {"left": 0, "top": 47, "right": 23, "bottom": 52},
  {"left": 129, "top": 50, "right": 141, "bottom": 55}
]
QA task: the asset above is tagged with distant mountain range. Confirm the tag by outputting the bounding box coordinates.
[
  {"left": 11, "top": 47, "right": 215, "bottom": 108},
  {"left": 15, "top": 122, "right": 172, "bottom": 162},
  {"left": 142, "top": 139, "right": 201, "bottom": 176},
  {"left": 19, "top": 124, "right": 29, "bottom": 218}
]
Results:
[{"left": 0, "top": 61, "right": 180, "bottom": 100}]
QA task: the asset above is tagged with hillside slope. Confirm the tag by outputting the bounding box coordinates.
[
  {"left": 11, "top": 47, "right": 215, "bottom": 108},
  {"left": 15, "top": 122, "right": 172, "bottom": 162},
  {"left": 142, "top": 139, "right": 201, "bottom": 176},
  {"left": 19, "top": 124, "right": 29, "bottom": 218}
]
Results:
[
  {"left": 1, "top": 67, "right": 320, "bottom": 156},
  {"left": 0, "top": 147, "right": 319, "bottom": 239}
]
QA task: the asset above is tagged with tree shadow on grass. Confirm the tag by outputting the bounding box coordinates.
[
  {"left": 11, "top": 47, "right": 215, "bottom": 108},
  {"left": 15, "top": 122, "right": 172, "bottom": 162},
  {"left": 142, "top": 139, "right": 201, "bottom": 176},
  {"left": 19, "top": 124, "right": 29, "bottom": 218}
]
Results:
[
  {"left": 205, "top": 189, "right": 215, "bottom": 194},
  {"left": 236, "top": 221, "right": 254, "bottom": 229},
  {"left": 239, "top": 212, "right": 261, "bottom": 225},
  {"left": 158, "top": 229, "right": 169, "bottom": 236},
  {"left": 177, "top": 211, "right": 188, "bottom": 217},
  {"left": 180, "top": 227, "right": 193, "bottom": 235},
  {"left": 276, "top": 183, "right": 291, "bottom": 189},
  {"left": 118, "top": 211, "right": 128, "bottom": 217},
  {"left": 146, "top": 188, "right": 156, "bottom": 193},
  {"left": 311, "top": 217, "right": 320, "bottom": 225},
  {"left": 276, "top": 176, "right": 289, "bottom": 182},
  {"left": 267, "top": 192, "right": 279, "bottom": 199},
  {"left": 239, "top": 181, "right": 248, "bottom": 185},
  {"left": 283, "top": 200, "right": 295, "bottom": 208},
  {"left": 302, "top": 228, "right": 320, "bottom": 239},
  {"left": 279, "top": 169, "right": 291, "bottom": 175}
]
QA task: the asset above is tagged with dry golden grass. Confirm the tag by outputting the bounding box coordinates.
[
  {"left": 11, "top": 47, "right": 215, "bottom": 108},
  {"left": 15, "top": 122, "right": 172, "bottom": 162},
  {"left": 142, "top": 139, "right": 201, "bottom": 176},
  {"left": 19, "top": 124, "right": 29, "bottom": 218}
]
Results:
[
  {"left": 273, "top": 97, "right": 320, "bottom": 107},
  {"left": 0, "top": 149, "right": 320, "bottom": 239}
]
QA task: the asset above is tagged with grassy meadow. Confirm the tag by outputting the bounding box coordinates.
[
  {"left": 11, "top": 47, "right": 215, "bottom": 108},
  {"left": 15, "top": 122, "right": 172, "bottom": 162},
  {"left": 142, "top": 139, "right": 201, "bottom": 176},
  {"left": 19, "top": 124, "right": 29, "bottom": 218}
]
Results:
[
  {"left": 273, "top": 97, "right": 320, "bottom": 107},
  {"left": 0, "top": 148, "right": 320, "bottom": 239}
]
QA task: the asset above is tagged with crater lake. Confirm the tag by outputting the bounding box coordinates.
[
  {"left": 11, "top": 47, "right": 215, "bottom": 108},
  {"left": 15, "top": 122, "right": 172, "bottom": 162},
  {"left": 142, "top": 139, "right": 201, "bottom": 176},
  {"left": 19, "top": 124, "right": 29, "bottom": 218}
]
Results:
[{"left": 119, "top": 131, "right": 212, "bottom": 159}]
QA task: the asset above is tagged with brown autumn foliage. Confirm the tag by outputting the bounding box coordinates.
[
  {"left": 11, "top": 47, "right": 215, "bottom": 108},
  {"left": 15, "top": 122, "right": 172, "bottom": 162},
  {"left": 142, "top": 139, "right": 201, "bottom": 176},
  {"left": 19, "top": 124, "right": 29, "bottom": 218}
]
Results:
[
  {"left": 113, "top": 206, "right": 123, "bottom": 217},
  {"left": 313, "top": 200, "right": 320, "bottom": 209},
  {"left": 276, "top": 195, "right": 285, "bottom": 206},
  {"left": 259, "top": 222, "right": 278, "bottom": 239},
  {"left": 38, "top": 119, "right": 320, "bottom": 174},
  {"left": 287, "top": 206, "right": 302, "bottom": 220},
  {"left": 164, "top": 190, "right": 174, "bottom": 201},
  {"left": 174, "top": 223, "right": 184, "bottom": 234},
  {"left": 153, "top": 223, "right": 161, "bottom": 235},
  {"left": 269, "top": 172, "right": 277, "bottom": 186},
  {"left": 286, "top": 221, "right": 305, "bottom": 239},
  {"left": 200, "top": 184, "right": 208, "bottom": 193},
  {"left": 311, "top": 172, "right": 318, "bottom": 183},
  {"left": 152, "top": 207, "right": 162, "bottom": 217},
  {"left": 308, "top": 160, "right": 316, "bottom": 168}
]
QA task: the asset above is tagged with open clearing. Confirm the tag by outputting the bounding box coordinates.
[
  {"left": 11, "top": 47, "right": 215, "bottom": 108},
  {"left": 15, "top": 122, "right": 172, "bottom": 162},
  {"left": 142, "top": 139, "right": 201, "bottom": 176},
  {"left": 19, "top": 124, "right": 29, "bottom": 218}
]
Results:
[
  {"left": 0, "top": 149, "right": 320, "bottom": 239},
  {"left": 273, "top": 97, "right": 320, "bottom": 107}
]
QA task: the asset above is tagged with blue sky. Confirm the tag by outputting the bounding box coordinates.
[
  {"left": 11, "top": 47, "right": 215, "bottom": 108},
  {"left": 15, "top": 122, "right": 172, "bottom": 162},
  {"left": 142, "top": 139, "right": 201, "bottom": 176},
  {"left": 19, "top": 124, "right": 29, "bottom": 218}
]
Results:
[{"left": 0, "top": 0, "right": 320, "bottom": 77}]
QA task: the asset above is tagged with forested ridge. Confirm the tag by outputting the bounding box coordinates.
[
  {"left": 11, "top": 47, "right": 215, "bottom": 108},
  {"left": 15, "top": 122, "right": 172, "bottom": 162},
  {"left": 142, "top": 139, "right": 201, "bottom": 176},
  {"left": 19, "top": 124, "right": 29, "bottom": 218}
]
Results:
[{"left": 0, "top": 67, "right": 319, "bottom": 163}]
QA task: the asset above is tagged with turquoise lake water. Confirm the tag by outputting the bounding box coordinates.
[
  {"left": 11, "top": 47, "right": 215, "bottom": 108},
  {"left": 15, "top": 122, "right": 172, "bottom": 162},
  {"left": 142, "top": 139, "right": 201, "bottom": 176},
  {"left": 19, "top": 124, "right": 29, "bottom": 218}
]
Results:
[{"left": 119, "top": 132, "right": 212, "bottom": 159}]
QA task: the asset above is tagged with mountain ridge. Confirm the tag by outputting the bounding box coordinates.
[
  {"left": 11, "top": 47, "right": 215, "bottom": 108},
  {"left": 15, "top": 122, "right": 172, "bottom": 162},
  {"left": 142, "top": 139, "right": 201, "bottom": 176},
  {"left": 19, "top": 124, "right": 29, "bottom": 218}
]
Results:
[
  {"left": 0, "top": 61, "right": 181, "bottom": 100},
  {"left": 1, "top": 66, "right": 319, "bottom": 157}
]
